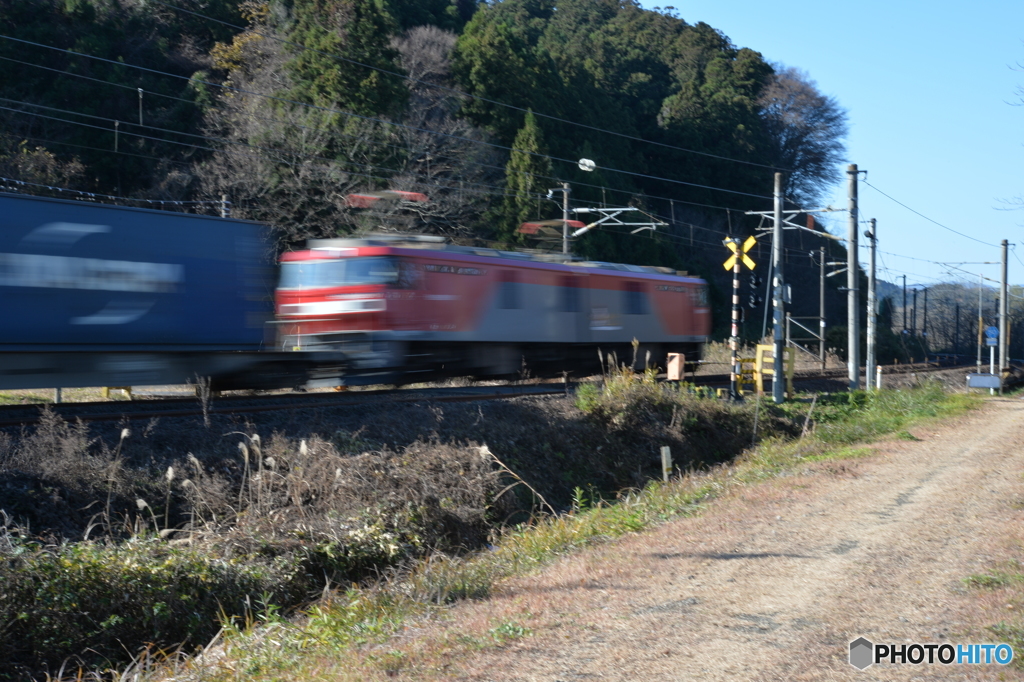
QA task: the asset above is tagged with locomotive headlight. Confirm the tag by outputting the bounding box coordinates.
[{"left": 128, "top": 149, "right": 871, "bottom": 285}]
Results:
[{"left": 279, "top": 295, "right": 386, "bottom": 316}]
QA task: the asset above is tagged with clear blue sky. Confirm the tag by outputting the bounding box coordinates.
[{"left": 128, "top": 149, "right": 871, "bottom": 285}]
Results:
[{"left": 639, "top": 1, "right": 1024, "bottom": 290}]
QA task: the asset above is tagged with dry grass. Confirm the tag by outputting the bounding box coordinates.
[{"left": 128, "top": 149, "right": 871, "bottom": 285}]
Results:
[
  {"left": 116, "top": 385, "right": 978, "bottom": 682},
  {"left": 0, "top": 372, "right": 975, "bottom": 680},
  {"left": 0, "top": 367, "right": 799, "bottom": 679}
]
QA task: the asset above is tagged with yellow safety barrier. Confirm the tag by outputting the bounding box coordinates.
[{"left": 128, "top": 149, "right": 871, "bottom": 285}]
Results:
[
  {"left": 737, "top": 357, "right": 758, "bottom": 395},
  {"left": 754, "top": 344, "right": 795, "bottom": 398}
]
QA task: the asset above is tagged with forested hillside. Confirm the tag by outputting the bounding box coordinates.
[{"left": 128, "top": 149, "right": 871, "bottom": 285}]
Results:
[{"left": 0, "top": 0, "right": 856, "bottom": 340}]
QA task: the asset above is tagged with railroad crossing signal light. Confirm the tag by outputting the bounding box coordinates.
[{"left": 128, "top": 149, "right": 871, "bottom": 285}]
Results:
[{"left": 723, "top": 235, "right": 757, "bottom": 270}]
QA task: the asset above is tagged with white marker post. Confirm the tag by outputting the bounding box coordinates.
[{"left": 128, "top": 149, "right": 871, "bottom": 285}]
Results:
[{"left": 986, "top": 326, "right": 999, "bottom": 395}]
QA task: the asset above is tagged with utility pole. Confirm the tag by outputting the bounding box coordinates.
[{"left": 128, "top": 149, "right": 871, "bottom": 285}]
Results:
[
  {"left": 912, "top": 288, "right": 917, "bottom": 338},
  {"left": 977, "top": 272, "right": 983, "bottom": 370},
  {"left": 819, "top": 246, "right": 826, "bottom": 373},
  {"left": 772, "top": 172, "right": 786, "bottom": 404},
  {"left": 955, "top": 302, "right": 960, "bottom": 357},
  {"left": 561, "top": 182, "right": 571, "bottom": 256},
  {"left": 1000, "top": 239, "right": 1009, "bottom": 393},
  {"left": 847, "top": 164, "right": 860, "bottom": 390},
  {"left": 922, "top": 288, "right": 929, "bottom": 360},
  {"left": 866, "top": 219, "right": 877, "bottom": 390},
  {"left": 902, "top": 275, "right": 907, "bottom": 333}
]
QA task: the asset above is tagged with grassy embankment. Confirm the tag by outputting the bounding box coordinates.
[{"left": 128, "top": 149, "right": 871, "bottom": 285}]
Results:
[{"left": 0, "top": 369, "right": 977, "bottom": 680}]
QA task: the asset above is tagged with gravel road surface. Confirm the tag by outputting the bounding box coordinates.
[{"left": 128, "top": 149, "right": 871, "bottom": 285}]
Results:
[{"left": 433, "top": 398, "right": 1024, "bottom": 680}]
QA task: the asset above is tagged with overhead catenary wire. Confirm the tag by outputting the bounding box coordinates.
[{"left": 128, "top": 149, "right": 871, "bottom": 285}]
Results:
[
  {"left": 5, "top": 98, "right": 772, "bottom": 221},
  {"left": 17, "top": 41, "right": 993, "bottom": 280},
  {"left": 0, "top": 99, "right": 524, "bottom": 197},
  {"left": 0, "top": 174, "right": 223, "bottom": 207},
  {"left": 3, "top": 142, "right": 982, "bottom": 294},
  {"left": 149, "top": 0, "right": 790, "bottom": 173},
  {"left": 0, "top": 33, "right": 774, "bottom": 201},
  {"left": 861, "top": 179, "right": 997, "bottom": 247},
  {"left": 1, "top": 130, "right": 195, "bottom": 171},
  {"left": 0, "top": 52, "right": 592, "bottom": 199},
  {"left": 0, "top": 64, "right": 763, "bottom": 216}
]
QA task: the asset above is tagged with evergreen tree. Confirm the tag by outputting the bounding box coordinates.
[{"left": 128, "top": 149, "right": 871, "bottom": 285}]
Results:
[
  {"left": 285, "top": 0, "right": 408, "bottom": 117},
  {"left": 386, "top": 0, "right": 478, "bottom": 32},
  {"left": 496, "top": 110, "right": 552, "bottom": 241}
]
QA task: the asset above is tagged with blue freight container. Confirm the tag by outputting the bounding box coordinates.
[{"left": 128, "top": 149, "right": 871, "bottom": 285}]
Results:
[{"left": 0, "top": 192, "right": 274, "bottom": 351}]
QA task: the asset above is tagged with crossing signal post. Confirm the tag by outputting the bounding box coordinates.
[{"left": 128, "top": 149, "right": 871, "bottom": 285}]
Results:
[{"left": 724, "top": 235, "right": 757, "bottom": 400}]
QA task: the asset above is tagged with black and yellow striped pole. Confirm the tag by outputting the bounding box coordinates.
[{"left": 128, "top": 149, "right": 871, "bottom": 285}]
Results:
[{"left": 724, "top": 236, "right": 757, "bottom": 400}]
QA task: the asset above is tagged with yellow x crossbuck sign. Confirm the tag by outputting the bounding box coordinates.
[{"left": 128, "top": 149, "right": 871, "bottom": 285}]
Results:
[{"left": 723, "top": 235, "right": 757, "bottom": 270}]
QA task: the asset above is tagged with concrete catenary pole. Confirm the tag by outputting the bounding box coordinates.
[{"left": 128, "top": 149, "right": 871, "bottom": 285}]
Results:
[
  {"left": 955, "top": 302, "right": 960, "bottom": 356},
  {"left": 772, "top": 172, "right": 786, "bottom": 403},
  {"left": 977, "top": 271, "right": 983, "bottom": 371},
  {"left": 1000, "top": 239, "right": 1008, "bottom": 393},
  {"left": 912, "top": 288, "right": 917, "bottom": 338},
  {"left": 902, "top": 275, "right": 907, "bottom": 333},
  {"left": 866, "top": 219, "right": 877, "bottom": 390},
  {"left": 561, "top": 182, "right": 571, "bottom": 256},
  {"left": 819, "top": 246, "right": 826, "bottom": 373},
  {"left": 923, "top": 288, "right": 929, "bottom": 351},
  {"left": 847, "top": 164, "right": 860, "bottom": 390}
]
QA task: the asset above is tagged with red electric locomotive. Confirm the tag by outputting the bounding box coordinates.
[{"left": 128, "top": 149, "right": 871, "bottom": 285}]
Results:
[{"left": 275, "top": 236, "right": 710, "bottom": 384}]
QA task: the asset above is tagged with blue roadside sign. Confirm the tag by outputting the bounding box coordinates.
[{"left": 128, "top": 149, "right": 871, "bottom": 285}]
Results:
[{"left": 985, "top": 325, "right": 999, "bottom": 339}]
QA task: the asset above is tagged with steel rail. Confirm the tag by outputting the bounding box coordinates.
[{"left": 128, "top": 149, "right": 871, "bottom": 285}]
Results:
[{"left": 0, "top": 361, "right": 981, "bottom": 428}]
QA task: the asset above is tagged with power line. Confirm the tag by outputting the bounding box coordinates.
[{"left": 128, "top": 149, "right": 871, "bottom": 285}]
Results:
[
  {"left": 150, "top": 0, "right": 789, "bottom": 173},
  {"left": 0, "top": 33, "right": 773, "bottom": 201},
  {"left": 2, "top": 130, "right": 194, "bottom": 169},
  {"left": 861, "top": 179, "right": 997, "bottom": 247},
  {"left": 1010, "top": 244, "right": 1024, "bottom": 273},
  {"left": 6, "top": 95, "right": 758, "bottom": 219},
  {"left": 0, "top": 52, "right": 761, "bottom": 215},
  {"left": 0, "top": 101, "right": 539, "bottom": 204},
  {"left": 3, "top": 99, "right": 751, "bottom": 235},
  {"left": 0, "top": 174, "right": 222, "bottom": 207},
  {"left": 0, "top": 53, "right": 559, "bottom": 195}
]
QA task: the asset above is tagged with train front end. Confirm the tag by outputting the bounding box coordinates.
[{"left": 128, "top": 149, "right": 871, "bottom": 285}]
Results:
[{"left": 275, "top": 245, "right": 412, "bottom": 375}]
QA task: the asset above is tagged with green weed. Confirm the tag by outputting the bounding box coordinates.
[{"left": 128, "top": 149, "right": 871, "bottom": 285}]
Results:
[
  {"left": 965, "top": 561, "right": 1024, "bottom": 589},
  {"left": 801, "top": 446, "right": 873, "bottom": 463}
]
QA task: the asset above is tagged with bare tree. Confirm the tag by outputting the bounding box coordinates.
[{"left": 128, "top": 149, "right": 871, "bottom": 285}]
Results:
[
  {"left": 386, "top": 26, "right": 502, "bottom": 239},
  {"left": 193, "top": 4, "right": 403, "bottom": 247},
  {"left": 759, "top": 66, "right": 848, "bottom": 207},
  {"left": 195, "top": 19, "right": 500, "bottom": 245}
]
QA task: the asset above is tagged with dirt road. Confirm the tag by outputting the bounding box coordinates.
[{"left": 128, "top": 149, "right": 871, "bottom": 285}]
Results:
[{"left": 430, "top": 398, "right": 1024, "bottom": 680}]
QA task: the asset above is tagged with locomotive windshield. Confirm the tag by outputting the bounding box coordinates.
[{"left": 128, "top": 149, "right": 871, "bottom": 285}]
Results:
[{"left": 279, "top": 256, "right": 399, "bottom": 289}]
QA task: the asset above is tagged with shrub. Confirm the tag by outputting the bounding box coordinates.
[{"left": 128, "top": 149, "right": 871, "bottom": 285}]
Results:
[{"left": 0, "top": 538, "right": 284, "bottom": 679}]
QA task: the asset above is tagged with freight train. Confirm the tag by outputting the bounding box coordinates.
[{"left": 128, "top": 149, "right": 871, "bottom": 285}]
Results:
[
  {"left": 0, "top": 192, "right": 342, "bottom": 391},
  {"left": 0, "top": 192, "right": 711, "bottom": 391},
  {"left": 275, "top": 236, "right": 711, "bottom": 384}
]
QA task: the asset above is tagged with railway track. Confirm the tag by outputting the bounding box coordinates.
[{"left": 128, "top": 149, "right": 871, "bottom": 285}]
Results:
[
  {"left": 0, "top": 385, "right": 570, "bottom": 427},
  {"left": 0, "top": 361, "right": 981, "bottom": 428}
]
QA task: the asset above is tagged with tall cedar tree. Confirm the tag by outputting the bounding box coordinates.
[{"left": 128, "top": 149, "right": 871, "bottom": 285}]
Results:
[
  {"left": 497, "top": 109, "right": 552, "bottom": 242},
  {"left": 285, "top": 0, "right": 408, "bottom": 117}
]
